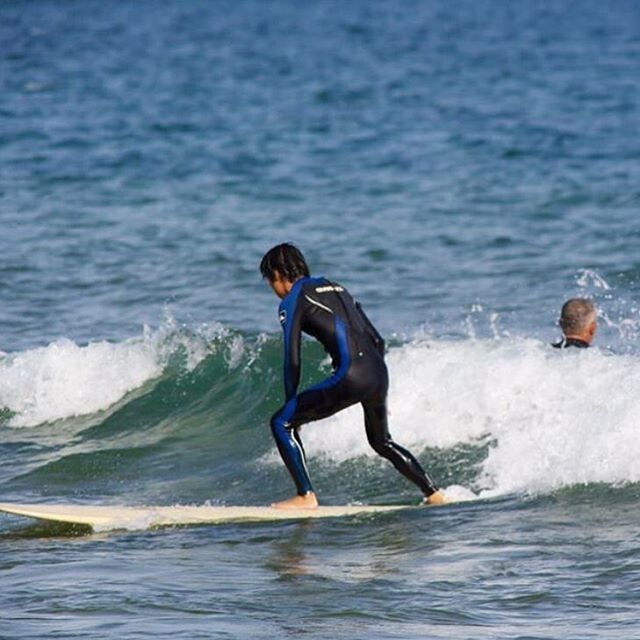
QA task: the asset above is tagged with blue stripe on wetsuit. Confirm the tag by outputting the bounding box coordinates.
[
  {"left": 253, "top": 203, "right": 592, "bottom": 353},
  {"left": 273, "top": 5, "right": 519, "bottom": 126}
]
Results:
[
  {"left": 304, "top": 315, "right": 351, "bottom": 392},
  {"left": 272, "top": 278, "right": 309, "bottom": 493},
  {"left": 279, "top": 278, "right": 305, "bottom": 401}
]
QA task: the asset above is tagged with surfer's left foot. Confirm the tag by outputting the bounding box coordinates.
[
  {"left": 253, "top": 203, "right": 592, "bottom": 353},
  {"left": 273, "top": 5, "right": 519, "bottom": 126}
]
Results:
[
  {"left": 423, "top": 490, "right": 448, "bottom": 506},
  {"left": 272, "top": 492, "right": 319, "bottom": 509}
]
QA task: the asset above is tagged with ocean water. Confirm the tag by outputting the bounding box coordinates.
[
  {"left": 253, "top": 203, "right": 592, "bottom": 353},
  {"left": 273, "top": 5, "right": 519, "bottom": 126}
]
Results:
[{"left": 1, "top": 1, "right": 640, "bottom": 638}]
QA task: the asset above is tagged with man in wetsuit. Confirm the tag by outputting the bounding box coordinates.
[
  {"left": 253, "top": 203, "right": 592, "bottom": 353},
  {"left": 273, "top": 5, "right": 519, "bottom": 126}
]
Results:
[
  {"left": 260, "top": 243, "right": 446, "bottom": 509},
  {"left": 552, "top": 298, "right": 597, "bottom": 349}
]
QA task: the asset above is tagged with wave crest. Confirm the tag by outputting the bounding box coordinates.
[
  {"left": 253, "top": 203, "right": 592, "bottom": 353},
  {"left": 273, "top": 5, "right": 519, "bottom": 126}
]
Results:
[{"left": 0, "top": 319, "right": 236, "bottom": 428}]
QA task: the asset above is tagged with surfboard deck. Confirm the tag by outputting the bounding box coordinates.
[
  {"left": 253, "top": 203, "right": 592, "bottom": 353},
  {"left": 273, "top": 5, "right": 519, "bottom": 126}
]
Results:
[{"left": 0, "top": 502, "right": 408, "bottom": 531}]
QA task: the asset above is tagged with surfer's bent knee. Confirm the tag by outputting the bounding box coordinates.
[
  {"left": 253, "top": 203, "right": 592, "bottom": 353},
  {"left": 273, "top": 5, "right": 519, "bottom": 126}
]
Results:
[
  {"left": 270, "top": 399, "right": 297, "bottom": 440},
  {"left": 367, "top": 431, "right": 392, "bottom": 457},
  {"left": 270, "top": 412, "right": 287, "bottom": 443}
]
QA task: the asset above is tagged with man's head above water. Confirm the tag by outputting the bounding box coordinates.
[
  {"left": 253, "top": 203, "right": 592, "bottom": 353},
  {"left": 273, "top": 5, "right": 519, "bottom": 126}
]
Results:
[{"left": 558, "top": 298, "right": 597, "bottom": 345}]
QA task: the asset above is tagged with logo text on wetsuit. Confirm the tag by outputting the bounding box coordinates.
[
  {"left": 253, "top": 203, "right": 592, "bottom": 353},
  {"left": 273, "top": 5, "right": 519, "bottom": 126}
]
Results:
[
  {"left": 315, "top": 285, "right": 344, "bottom": 293},
  {"left": 279, "top": 310, "right": 287, "bottom": 324}
]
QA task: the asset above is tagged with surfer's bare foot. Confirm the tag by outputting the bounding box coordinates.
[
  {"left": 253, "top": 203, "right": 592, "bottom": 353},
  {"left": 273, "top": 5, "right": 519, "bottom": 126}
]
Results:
[
  {"left": 272, "top": 492, "right": 319, "bottom": 509},
  {"left": 423, "top": 490, "right": 448, "bottom": 506}
]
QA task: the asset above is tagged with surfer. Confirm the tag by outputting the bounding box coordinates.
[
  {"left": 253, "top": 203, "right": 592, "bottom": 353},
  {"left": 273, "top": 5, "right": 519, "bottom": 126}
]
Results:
[
  {"left": 552, "top": 298, "right": 597, "bottom": 349},
  {"left": 260, "top": 243, "right": 446, "bottom": 509}
]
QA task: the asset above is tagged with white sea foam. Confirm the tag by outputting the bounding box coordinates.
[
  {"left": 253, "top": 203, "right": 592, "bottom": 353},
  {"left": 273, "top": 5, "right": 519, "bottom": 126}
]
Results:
[
  {"left": 576, "top": 268, "right": 612, "bottom": 291},
  {"left": 300, "top": 338, "right": 640, "bottom": 497},
  {"left": 0, "top": 320, "right": 225, "bottom": 428}
]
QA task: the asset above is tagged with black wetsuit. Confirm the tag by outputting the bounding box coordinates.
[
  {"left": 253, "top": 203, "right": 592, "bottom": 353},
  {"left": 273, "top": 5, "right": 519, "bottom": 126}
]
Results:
[
  {"left": 270, "top": 276, "right": 439, "bottom": 497},
  {"left": 552, "top": 337, "right": 590, "bottom": 349}
]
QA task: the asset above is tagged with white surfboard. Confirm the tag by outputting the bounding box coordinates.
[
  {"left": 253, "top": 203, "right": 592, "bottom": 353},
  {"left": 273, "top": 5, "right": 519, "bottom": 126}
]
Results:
[{"left": 0, "top": 502, "right": 408, "bottom": 531}]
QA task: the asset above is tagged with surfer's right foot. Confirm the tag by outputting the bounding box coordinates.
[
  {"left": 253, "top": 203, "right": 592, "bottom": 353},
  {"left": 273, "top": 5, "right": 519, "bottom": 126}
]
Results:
[
  {"left": 423, "top": 490, "right": 448, "bottom": 506},
  {"left": 272, "top": 492, "right": 319, "bottom": 509}
]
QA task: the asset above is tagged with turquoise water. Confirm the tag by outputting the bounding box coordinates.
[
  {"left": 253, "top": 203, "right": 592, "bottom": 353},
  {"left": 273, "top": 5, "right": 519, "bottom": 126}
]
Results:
[{"left": 1, "top": 1, "right": 640, "bottom": 638}]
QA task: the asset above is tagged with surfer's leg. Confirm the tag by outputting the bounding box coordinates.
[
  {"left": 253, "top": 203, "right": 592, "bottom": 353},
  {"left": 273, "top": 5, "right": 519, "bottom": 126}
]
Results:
[
  {"left": 270, "top": 398, "right": 314, "bottom": 498},
  {"left": 270, "top": 383, "right": 358, "bottom": 507},
  {"left": 362, "top": 392, "right": 441, "bottom": 499}
]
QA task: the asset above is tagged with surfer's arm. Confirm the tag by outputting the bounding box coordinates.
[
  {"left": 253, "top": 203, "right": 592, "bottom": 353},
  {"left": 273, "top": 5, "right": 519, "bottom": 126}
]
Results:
[{"left": 280, "top": 291, "right": 304, "bottom": 401}]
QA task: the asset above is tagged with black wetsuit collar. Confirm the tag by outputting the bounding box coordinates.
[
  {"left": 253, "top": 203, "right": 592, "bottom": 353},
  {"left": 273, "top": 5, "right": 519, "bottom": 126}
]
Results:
[
  {"left": 281, "top": 276, "right": 313, "bottom": 303},
  {"left": 552, "top": 337, "right": 590, "bottom": 349}
]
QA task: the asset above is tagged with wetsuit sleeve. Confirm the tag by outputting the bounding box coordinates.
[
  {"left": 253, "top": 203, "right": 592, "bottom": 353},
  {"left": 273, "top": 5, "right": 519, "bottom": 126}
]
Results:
[
  {"left": 356, "top": 301, "right": 386, "bottom": 356},
  {"left": 279, "top": 290, "right": 305, "bottom": 401}
]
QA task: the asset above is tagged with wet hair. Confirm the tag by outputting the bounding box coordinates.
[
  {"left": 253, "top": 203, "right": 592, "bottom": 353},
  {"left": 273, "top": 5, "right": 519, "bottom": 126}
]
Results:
[
  {"left": 559, "top": 298, "right": 597, "bottom": 334},
  {"left": 260, "top": 243, "right": 310, "bottom": 282}
]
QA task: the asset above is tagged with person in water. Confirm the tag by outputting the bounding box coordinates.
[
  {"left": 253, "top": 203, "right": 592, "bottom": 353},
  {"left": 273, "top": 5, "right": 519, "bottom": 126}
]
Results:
[
  {"left": 552, "top": 298, "right": 597, "bottom": 348},
  {"left": 260, "top": 243, "right": 446, "bottom": 509}
]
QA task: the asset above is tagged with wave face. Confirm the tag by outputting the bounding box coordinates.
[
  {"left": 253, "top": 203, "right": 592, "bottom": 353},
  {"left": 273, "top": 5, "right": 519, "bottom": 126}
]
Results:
[
  {"left": 0, "top": 320, "right": 222, "bottom": 428},
  {"left": 1, "top": 323, "right": 639, "bottom": 505}
]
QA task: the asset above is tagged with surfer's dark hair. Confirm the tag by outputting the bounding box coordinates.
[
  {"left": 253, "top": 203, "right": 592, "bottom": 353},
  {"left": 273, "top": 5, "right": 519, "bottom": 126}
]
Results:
[{"left": 260, "top": 243, "right": 310, "bottom": 282}]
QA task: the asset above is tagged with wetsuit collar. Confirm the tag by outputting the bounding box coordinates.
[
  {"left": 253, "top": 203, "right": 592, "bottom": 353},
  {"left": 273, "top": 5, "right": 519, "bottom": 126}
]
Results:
[
  {"left": 282, "top": 276, "right": 329, "bottom": 300},
  {"left": 553, "top": 337, "right": 590, "bottom": 349},
  {"left": 281, "top": 276, "right": 311, "bottom": 303}
]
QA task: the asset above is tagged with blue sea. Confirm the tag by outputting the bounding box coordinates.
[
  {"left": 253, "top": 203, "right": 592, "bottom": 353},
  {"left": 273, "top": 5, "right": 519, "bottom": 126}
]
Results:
[{"left": 1, "top": 1, "right": 640, "bottom": 638}]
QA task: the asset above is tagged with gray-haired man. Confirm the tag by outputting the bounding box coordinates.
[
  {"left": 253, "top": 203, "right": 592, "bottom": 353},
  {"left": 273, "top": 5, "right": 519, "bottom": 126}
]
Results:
[{"left": 553, "top": 298, "right": 597, "bottom": 349}]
